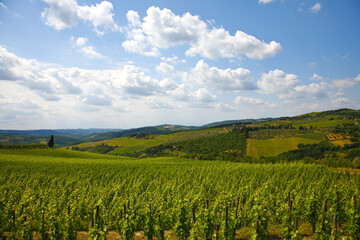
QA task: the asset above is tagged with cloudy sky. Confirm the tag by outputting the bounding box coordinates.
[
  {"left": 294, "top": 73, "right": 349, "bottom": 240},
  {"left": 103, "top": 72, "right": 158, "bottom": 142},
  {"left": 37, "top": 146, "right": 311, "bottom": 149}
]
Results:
[{"left": 0, "top": 0, "right": 359, "bottom": 129}]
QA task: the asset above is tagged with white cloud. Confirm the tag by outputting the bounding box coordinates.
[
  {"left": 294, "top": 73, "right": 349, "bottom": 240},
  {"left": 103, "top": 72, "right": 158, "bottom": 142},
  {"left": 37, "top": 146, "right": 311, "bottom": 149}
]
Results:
[
  {"left": 258, "top": 69, "right": 299, "bottom": 94},
  {"left": 161, "top": 55, "right": 186, "bottom": 64},
  {"left": 71, "top": 37, "right": 104, "bottom": 59},
  {"left": 215, "top": 103, "right": 235, "bottom": 112},
  {"left": 75, "top": 37, "right": 87, "bottom": 47},
  {"left": 355, "top": 74, "right": 360, "bottom": 82},
  {"left": 191, "top": 88, "right": 217, "bottom": 103},
  {"left": 308, "top": 62, "right": 317, "bottom": 68},
  {"left": 122, "top": 28, "right": 161, "bottom": 57},
  {"left": 0, "top": 46, "right": 184, "bottom": 105},
  {"left": 310, "top": 3, "right": 322, "bottom": 13},
  {"left": 81, "top": 94, "right": 112, "bottom": 106},
  {"left": 123, "top": 7, "right": 282, "bottom": 60},
  {"left": 77, "top": 1, "right": 119, "bottom": 35},
  {"left": 291, "top": 82, "right": 328, "bottom": 99},
  {"left": 234, "top": 96, "right": 264, "bottom": 105},
  {"left": 185, "top": 28, "right": 282, "bottom": 60},
  {"left": 78, "top": 46, "right": 104, "bottom": 59},
  {"left": 332, "top": 97, "right": 352, "bottom": 105},
  {"left": 41, "top": 0, "right": 119, "bottom": 35},
  {"left": 310, "top": 73, "right": 324, "bottom": 81},
  {"left": 332, "top": 75, "right": 360, "bottom": 89},
  {"left": 41, "top": 0, "right": 80, "bottom": 30},
  {"left": 126, "top": 10, "right": 141, "bottom": 27},
  {"left": 186, "top": 60, "right": 256, "bottom": 91},
  {"left": 156, "top": 62, "right": 174, "bottom": 75},
  {"left": 258, "top": 0, "right": 275, "bottom": 3},
  {"left": 0, "top": 2, "right": 8, "bottom": 9}
]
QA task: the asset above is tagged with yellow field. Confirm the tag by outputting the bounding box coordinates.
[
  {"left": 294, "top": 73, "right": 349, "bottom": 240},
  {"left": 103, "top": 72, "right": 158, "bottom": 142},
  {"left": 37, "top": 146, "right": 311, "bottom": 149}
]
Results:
[{"left": 327, "top": 133, "right": 353, "bottom": 147}]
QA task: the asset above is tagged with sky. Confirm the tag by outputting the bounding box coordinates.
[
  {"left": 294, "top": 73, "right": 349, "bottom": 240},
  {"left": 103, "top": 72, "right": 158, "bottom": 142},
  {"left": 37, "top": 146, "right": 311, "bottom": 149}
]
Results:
[{"left": 0, "top": 0, "right": 360, "bottom": 130}]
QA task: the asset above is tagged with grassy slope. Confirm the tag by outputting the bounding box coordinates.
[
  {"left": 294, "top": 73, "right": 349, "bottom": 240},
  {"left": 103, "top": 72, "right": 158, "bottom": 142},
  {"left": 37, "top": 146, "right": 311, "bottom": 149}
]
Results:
[
  {"left": 246, "top": 137, "right": 321, "bottom": 158},
  {"left": 65, "top": 128, "right": 227, "bottom": 154}
]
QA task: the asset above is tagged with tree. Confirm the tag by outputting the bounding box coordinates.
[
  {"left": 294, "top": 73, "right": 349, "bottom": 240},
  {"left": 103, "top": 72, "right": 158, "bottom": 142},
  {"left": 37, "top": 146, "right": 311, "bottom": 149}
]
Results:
[{"left": 47, "top": 135, "right": 54, "bottom": 148}]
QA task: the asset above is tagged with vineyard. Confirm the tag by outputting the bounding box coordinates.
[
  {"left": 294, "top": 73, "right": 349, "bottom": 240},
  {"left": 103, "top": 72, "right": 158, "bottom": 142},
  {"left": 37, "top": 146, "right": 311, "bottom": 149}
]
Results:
[{"left": 1, "top": 149, "right": 360, "bottom": 239}]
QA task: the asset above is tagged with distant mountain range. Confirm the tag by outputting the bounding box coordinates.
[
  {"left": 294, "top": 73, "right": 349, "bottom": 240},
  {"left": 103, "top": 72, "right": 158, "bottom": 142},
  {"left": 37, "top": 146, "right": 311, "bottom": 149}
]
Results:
[{"left": 1, "top": 108, "right": 359, "bottom": 147}]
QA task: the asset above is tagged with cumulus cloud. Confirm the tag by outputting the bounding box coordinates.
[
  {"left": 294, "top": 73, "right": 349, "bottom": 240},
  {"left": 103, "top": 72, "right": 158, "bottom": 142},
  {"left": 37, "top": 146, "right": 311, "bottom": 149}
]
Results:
[
  {"left": 290, "top": 82, "right": 329, "bottom": 99},
  {"left": 332, "top": 97, "right": 352, "bottom": 105},
  {"left": 260, "top": 69, "right": 360, "bottom": 102},
  {"left": 215, "top": 103, "right": 235, "bottom": 112},
  {"left": 234, "top": 96, "right": 264, "bottom": 105},
  {"left": 185, "top": 60, "right": 256, "bottom": 91},
  {"left": 355, "top": 74, "right": 360, "bottom": 82},
  {"left": 310, "top": 3, "right": 322, "bottom": 13},
  {"left": 0, "top": 46, "right": 184, "bottom": 105},
  {"left": 310, "top": 73, "right": 324, "bottom": 81},
  {"left": 258, "top": 69, "right": 299, "bottom": 94},
  {"left": 156, "top": 62, "right": 174, "bottom": 75},
  {"left": 41, "top": 0, "right": 119, "bottom": 35},
  {"left": 71, "top": 37, "right": 104, "bottom": 59},
  {"left": 191, "top": 88, "right": 217, "bottom": 103},
  {"left": 123, "top": 6, "right": 282, "bottom": 59},
  {"left": 161, "top": 55, "right": 186, "bottom": 64}
]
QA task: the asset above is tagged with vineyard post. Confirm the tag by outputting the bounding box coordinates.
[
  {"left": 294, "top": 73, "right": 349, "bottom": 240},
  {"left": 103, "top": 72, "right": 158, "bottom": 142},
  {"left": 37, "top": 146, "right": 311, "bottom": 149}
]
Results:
[
  {"left": 311, "top": 200, "right": 316, "bottom": 233},
  {"left": 234, "top": 196, "right": 240, "bottom": 238},
  {"left": 333, "top": 213, "right": 338, "bottom": 239},
  {"left": 41, "top": 208, "right": 45, "bottom": 232},
  {"left": 215, "top": 223, "right": 220, "bottom": 240},
  {"left": 256, "top": 219, "right": 259, "bottom": 236},
  {"left": 90, "top": 212, "right": 94, "bottom": 228},
  {"left": 125, "top": 228, "right": 130, "bottom": 240},
  {"left": 148, "top": 204, "right": 153, "bottom": 240},
  {"left": 192, "top": 207, "right": 196, "bottom": 224},
  {"left": 206, "top": 199, "right": 209, "bottom": 209},
  {"left": 42, "top": 231, "right": 49, "bottom": 240},
  {"left": 289, "top": 200, "right": 293, "bottom": 231},
  {"left": 12, "top": 210, "right": 15, "bottom": 228},
  {"left": 235, "top": 196, "right": 240, "bottom": 220},
  {"left": 124, "top": 203, "right": 127, "bottom": 215},
  {"left": 294, "top": 216, "right": 299, "bottom": 240},
  {"left": 321, "top": 198, "right": 328, "bottom": 230},
  {"left": 225, "top": 205, "right": 228, "bottom": 233},
  {"left": 354, "top": 195, "right": 357, "bottom": 209},
  {"left": 68, "top": 205, "right": 70, "bottom": 216},
  {"left": 288, "top": 191, "right": 291, "bottom": 206},
  {"left": 159, "top": 229, "right": 164, "bottom": 240},
  {"left": 96, "top": 205, "right": 100, "bottom": 222}
]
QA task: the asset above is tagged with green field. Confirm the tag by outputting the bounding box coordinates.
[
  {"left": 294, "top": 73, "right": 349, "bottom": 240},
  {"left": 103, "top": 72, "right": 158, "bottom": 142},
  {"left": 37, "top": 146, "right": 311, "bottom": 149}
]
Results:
[
  {"left": 1, "top": 149, "right": 360, "bottom": 239},
  {"left": 293, "top": 119, "right": 354, "bottom": 128},
  {"left": 66, "top": 128, "right": 227, "bottom": 154},
  {"left": 246, "top": 137, "right": 321, "bottom": 158}
]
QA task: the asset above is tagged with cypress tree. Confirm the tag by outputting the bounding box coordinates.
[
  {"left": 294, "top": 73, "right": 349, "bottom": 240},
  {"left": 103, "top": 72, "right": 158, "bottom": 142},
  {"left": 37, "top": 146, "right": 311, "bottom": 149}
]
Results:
[{"left": 47, "top": 135, "right": 54, "bottom": 148}]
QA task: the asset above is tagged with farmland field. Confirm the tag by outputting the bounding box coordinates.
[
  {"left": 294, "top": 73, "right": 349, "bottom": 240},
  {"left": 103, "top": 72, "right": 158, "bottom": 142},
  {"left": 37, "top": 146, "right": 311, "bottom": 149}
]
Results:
[
  {"left": 65, "top": 128, "right": 227, "bottom": 154},
  {"left": 1, "top": 149, "right": 359, "bottom": 239},
  {"left": 246, "top": 137, "right": 322, "bottom": 158}
]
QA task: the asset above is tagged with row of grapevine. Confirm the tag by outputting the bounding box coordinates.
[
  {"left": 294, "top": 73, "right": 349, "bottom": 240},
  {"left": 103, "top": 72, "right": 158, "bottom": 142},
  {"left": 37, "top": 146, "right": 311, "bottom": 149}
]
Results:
[
  {"left": 1, "top": 192, "right": 359, "bottom": 239},
  {"left": 1, "top": 149, "right": 360, "bottom": 239}
]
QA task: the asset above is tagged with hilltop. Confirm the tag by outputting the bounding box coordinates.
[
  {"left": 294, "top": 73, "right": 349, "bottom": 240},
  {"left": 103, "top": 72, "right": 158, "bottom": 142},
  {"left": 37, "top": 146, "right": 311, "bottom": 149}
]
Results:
[{"left": 1, "top": 108, "right": 360, "bottom": 168}]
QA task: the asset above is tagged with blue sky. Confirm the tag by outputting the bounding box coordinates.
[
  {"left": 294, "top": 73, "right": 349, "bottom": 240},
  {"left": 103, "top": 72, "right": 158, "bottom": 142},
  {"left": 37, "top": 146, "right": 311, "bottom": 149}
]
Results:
[{"left": 0, "top": 0, "right": 359, "bottom": 129}]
